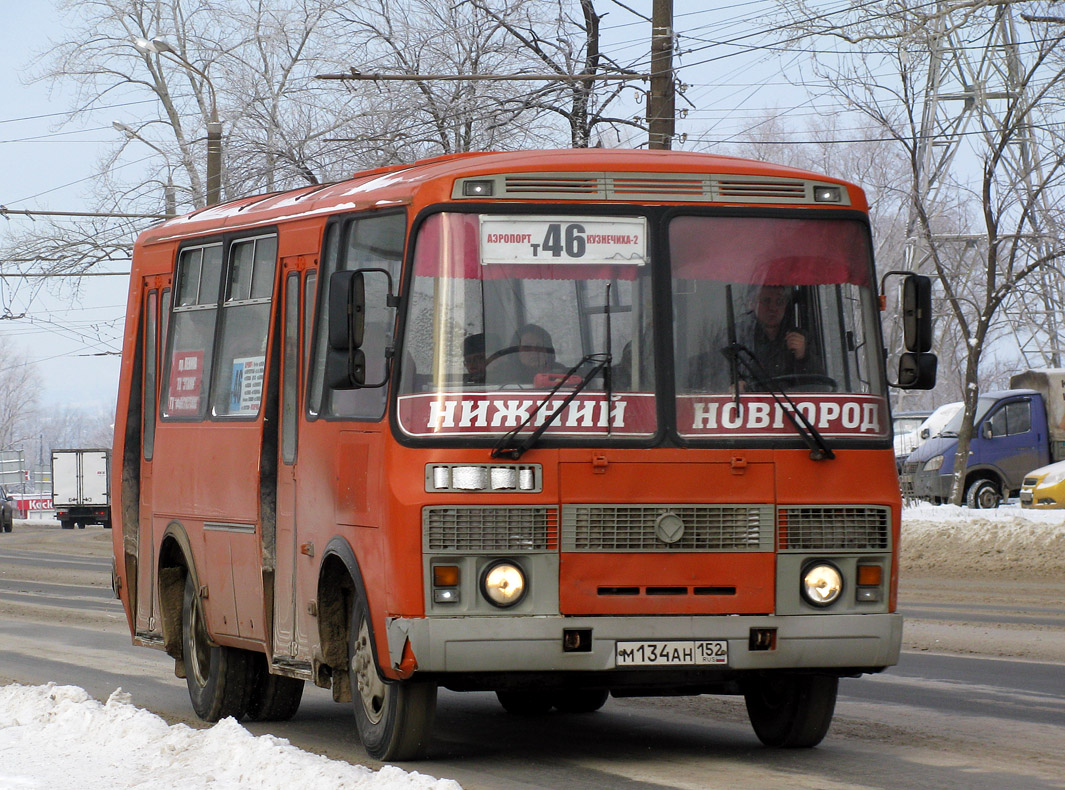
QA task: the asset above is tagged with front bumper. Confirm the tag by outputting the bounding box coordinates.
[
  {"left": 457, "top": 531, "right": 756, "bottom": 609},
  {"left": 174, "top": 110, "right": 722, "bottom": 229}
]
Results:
[
  {"left": 910, "top": 469, "right": 953, "bottom": 501},
  {"left": 386, "top": 612, "right": 902, "bottom": 675}
]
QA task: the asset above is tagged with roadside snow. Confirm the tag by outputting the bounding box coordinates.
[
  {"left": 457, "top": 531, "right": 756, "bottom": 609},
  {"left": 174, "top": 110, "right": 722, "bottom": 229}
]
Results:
[
  {"left": 0, "top": 684, "right": 460, "bottom": 790},
  {"left": 902, "top": 501, "right": 1065, "bottom": 576}
]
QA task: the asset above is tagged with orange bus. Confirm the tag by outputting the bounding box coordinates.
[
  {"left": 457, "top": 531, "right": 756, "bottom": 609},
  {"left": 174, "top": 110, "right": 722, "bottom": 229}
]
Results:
[{"left": 112, "top": 149, "right": 935, "bottom": 760}]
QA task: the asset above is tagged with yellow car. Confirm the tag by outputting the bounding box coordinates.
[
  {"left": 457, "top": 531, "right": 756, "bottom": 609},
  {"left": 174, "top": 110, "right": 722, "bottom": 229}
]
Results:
[{"left": 1019, "top": 460, "right": 1065, "bottom": 508}]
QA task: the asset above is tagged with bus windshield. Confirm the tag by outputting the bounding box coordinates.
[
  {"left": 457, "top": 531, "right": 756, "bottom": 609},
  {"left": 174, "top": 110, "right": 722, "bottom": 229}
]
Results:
[
  {"left": 398, "top": 211, "right": 656, "bottom": 439},
  {"left": 398, "top": 210, "right": 887, "bottom": 442},
  {"left": 670, "top": 214, "right": 887, "bottom": 440}
]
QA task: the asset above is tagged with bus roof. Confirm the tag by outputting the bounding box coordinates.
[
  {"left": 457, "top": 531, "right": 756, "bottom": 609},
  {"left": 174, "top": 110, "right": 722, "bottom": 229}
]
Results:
[{"left": 135, "top": 148, "right": 867, "bottom": 247}]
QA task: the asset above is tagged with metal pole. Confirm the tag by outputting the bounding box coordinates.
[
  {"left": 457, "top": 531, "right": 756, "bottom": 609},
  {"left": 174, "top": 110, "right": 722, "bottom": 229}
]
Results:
[
  {"left": 206, "top": 121, "right": 222, "bottom": 206},
  {"left": 647, "top": 0, "right": 675, "bottom": 150}
]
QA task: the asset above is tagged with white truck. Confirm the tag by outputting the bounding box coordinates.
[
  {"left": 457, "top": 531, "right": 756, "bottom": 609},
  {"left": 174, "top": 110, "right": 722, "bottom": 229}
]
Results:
[{"left": 51, "top": 449, "right": 111, "bottom": 529}]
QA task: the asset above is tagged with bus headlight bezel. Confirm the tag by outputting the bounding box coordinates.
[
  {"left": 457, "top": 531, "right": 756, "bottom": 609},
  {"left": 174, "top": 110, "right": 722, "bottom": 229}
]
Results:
[
  {"left": 801, "top": 561, "right": 844, "bottom": 608},
  {"left": 480, "top": 560, "right": 527, "bottom": 608}
]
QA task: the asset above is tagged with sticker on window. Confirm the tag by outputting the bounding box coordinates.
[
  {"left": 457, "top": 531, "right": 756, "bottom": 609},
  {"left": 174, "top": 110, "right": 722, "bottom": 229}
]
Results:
[{"left": 229, "top": 356, "right": 266, "bottom": 414}]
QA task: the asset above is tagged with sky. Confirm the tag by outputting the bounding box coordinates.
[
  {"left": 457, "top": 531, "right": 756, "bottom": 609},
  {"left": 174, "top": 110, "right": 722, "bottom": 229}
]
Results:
[{"left": 0, "top": 1, "right": 851, "bottom": 412}]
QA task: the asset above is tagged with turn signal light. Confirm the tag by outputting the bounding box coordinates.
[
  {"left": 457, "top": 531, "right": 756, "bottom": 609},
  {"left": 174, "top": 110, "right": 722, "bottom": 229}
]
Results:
[{"left": 857, "top": 565, "right": 883, "bottom": 586}]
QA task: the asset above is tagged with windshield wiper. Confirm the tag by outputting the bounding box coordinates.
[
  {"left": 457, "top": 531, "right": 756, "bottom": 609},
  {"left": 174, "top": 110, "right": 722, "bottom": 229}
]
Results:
[
  {"left": 720, "top": 342, "right": 836, "bottom": 462},
  {"left": 491, "top": 353, "right": 612, "bottom": 460}
]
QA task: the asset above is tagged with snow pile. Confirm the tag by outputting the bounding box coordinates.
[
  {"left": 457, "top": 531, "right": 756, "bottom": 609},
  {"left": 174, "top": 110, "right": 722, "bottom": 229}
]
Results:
[
  {"left": 0, "top": 684, "right": 461, "bottom": 790},
  {"left": 901, "top": 502, "right": 1065, "bottom": 576}
]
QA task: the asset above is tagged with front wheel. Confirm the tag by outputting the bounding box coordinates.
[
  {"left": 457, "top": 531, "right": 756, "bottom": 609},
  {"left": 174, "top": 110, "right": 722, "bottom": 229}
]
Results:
[
  {"left": 349, "top": 590, "right": 436, "bottom": 760},
  {"left": 743, "top": 674, "right": 838, "bottom": 748},
  {"left": 966, "top": 479, "right": 1001, "bottom": 509},
  {"left": 182, "top": 573, "right": 252, "bottom": 721}
]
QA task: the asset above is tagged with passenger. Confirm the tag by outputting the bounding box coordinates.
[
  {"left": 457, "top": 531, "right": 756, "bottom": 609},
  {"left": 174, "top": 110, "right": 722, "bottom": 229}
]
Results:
[
  {"left": 508, "top": 323, "right": 566, "bottom": 385},
  {"left": 462, "top": 332, "right": 487, "bottom": 385}
]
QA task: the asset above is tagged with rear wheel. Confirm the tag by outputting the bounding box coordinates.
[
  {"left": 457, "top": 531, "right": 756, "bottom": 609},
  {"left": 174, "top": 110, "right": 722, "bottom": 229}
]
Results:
[
  {"left": 552, "top": 689, "right": 609, "bottom": 714},
  {"left": 496, "top": 690, "right": 554, "bottom": 715},
  {"left": 245, "top": 653, "right": 305, "bottom": 721},
  {"left": 182, "top": 573, "right": 252, "bottom": 721},
  {"left": 349, "top": 589, "right": 436, "bottom": 760},
  {"left": 743, "top": 674, "right": 838, "bottom": 748},
  {"left": 966, "top": 478, "right": 1001, "bottom": 509}
]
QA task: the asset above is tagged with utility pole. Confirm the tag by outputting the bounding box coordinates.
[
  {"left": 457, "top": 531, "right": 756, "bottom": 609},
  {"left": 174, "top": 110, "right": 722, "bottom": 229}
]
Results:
[{"left": 647, "top": 0, "right": 675, "bottom": 150}]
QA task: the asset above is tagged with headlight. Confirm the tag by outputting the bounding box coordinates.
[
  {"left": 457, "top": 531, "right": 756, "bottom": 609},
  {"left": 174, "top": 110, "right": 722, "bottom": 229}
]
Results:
[
  {"left": 923, "top": 455, "right": 944, "bottom": 472},
  {"left": 802, "top": 563, "right": 843, "bottom": 607},
  {"left": 480, "top": 561, "right": 527, "bottom": 607}
]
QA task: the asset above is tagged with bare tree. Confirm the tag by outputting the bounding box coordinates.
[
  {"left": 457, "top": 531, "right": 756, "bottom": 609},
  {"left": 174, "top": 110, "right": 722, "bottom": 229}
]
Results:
[
  {"left": 0, "top": 339, "right": 42, "bottom": 450},
  {"left": 770, "top": 1, "right": 1065, "bottom": 504}
]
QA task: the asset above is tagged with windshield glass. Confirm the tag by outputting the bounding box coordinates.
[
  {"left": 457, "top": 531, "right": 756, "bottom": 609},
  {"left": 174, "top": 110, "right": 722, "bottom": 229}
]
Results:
[
  {"left": 398, "top": 212, "right": 656, "bottom": 439},
  {"left": 670, "top": 214, "right": 888, "bottom": 440},
  {"left": 940, "top": 398, "right": 993, "bottom": 436}
]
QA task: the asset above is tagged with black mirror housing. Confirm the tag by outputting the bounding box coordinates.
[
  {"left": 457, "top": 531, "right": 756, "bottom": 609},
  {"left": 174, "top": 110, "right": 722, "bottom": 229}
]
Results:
[
  {"left": 326, "top": 347, "right": 366, "bottom": 389},
  {"left": 902, "top": 274, "right": 933, "bottom": 353},
  {"left": 896, "top": 352, "right": 937, "bottom": 390},
  {"left": 328, "top": 270, "right": 365, "bottom": 351}
]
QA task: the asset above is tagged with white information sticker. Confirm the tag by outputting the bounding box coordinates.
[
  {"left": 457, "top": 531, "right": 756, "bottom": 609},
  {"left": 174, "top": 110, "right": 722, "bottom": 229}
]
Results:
[{"left": 480, "top": 215, "right": 648, "bottom": 266}]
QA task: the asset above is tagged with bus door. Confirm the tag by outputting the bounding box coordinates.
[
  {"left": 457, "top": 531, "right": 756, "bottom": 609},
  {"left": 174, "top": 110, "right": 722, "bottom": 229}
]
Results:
[
  {"left": 272, "top": 264, "right": 313, "bottom": 666},
  {"left": 135, "top": 283, "right": 163, "bottom": 635}
]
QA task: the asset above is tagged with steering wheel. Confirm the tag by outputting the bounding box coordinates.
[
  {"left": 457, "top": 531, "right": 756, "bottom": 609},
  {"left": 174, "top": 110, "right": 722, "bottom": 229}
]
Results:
[
  {"left": 484, "top": 346, "right": 521, "bottom": 367},
  {"left": 764, "top": 373, "right": 838, "bottom": 392}
]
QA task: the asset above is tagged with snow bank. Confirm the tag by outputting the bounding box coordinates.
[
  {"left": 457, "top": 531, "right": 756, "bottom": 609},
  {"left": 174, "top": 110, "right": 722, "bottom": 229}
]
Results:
[
  {"left": 902, "top": 502, "right": 1065, "bottom": 576},
  {"left": 0, "top": 684, "right": 461, "bottom": 790}
]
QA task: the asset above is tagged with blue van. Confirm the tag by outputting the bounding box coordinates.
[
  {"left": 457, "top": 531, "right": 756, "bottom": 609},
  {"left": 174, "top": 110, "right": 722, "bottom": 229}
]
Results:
[{"left": 902, "top": 389, "right": 1049, "bottom": 508}]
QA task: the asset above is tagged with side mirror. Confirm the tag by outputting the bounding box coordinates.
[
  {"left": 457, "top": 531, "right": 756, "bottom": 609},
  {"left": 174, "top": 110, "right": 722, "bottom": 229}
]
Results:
[
  {"left": 920, "top": 428, "right": 930, "bottom": 440},
  {"left": 982, "top": 422, "right": 993, "bottom": 440},
  {"left": 897, "top": 352, "right": 937, "bottom": 390},
  {"left": 326, "top": 271, "right": 367, "bottom": 389},
  {"left": 902, "top": 274, "right": 933, "bottom": 353}
]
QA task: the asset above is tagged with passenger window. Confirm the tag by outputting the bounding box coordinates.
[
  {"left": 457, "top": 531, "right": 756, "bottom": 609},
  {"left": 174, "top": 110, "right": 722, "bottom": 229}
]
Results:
[
  {"left": 164, "top": 244, "right": 223, "bottom": 419},
  {"left": 143, "top": 290, "right": 158, "bottom": 459},
  {"left": 211, "top": 235, "right": 278, "bottom": 417}
]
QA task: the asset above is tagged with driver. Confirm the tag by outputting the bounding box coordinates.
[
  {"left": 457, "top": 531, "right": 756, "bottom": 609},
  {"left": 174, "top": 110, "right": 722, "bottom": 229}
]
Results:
[{"left": 742, "top": 285, "right": 821, "bottom": 381}]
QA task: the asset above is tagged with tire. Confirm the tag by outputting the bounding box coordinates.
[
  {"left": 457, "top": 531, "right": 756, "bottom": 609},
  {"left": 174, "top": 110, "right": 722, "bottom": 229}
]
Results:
[
  {"left": 496, "top": 690, "right": 554, "bottom": 715},
  {"left": 552, "top": 689, "right": 610, "bottom": 714},
  {"left": 245, "top": 653, "right": 305, "bottom": 722},
  {"left": 349, "top": 588, "right": 436, "bottom": 760},
  {"left": 743, "top": 674, "right": 838, "bottom": 748},
  {"left": 182, "top": 573, "right": 252, "bottom": 721},
  {"left": 966, "top": 479, "right": 1001, "bottom": 509}
]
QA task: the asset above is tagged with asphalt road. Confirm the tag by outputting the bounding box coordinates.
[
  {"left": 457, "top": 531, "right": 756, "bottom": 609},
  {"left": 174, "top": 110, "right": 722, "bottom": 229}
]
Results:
[{"left": 2, "top": 525, "right": 1064, "bottom": 789}]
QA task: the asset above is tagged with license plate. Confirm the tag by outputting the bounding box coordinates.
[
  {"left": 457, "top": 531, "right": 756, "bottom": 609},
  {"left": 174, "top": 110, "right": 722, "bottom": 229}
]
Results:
[
  {"left": 1020, "top": 491, "right": 1033, "bottom": 504},
  {"left": 615, "top": 640, "right": 728, "bottom": 667}
]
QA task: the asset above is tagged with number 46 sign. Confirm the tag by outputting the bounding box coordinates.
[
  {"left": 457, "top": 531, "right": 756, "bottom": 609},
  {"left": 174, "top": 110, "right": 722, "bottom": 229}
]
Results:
[{"left": 479, "top": 215, "right": 648, "bottom": 266}]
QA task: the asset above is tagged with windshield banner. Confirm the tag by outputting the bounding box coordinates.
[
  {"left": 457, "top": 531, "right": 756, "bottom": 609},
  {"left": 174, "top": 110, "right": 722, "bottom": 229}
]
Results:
[
  {"left": 676, "top": 394, "right": 888, "bottom": 438},
  {"left": 397, "top": 392, "right": 657, "bottom": 438}
]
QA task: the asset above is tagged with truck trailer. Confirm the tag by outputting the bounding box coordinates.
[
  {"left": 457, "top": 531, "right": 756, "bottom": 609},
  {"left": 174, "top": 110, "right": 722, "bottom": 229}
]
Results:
[{"left": 51, "top": 449, "right": 111, "bottom": 529}]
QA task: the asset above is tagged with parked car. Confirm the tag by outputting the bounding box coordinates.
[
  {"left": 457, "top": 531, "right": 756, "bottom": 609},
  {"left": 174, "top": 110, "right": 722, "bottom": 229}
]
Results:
[
  {"left": 1019, "top": 459, "right": 1065, "bottom": 508},
  {"left": 0, "top": 486, "right": 16, "bottom": 532},
  {"left": 893, "top": 410, "right": 932, "bottom": 469},
  {"left": 895, "top": 402, "right": 963, "bottom": 473}
]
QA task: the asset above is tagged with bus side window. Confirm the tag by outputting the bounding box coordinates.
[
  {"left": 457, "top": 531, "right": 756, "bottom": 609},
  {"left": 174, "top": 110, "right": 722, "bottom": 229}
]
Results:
[
  {"left": 162, "top": 243, "right": 223, "bottom": 419},
  {"left": 311, "top": 211, "right": 405, "bottom": 421},
  {"left": 211, "top": 235, "right": 278, "bottom": 418}
]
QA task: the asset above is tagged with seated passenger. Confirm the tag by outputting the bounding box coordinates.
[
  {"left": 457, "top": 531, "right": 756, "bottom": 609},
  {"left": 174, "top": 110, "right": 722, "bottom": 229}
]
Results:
[{"left": 463, "top": 333, "right": 487, "bottom": 385}]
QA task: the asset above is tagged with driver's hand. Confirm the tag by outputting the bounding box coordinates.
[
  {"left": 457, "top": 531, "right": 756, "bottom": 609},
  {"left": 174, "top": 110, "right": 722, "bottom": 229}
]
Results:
[{"left": 784, "top": 331, "right": 806, "bottom": 359}]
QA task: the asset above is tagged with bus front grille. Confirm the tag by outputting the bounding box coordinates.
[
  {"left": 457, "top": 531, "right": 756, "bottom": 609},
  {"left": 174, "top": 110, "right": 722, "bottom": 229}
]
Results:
[
  {"left": 561, "top": 504, "right": 774, "bottom": 552},
  {"left": 777, "top": 506, "right": 890, "bottom": 551},
  {"left": 423, "top": 506, "right": 559, "bottom": 552}
]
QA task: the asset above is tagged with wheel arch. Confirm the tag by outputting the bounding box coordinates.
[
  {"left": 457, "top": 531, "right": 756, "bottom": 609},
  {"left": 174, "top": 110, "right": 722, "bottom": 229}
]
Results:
[
  {"left": 315, "top": 537, "right": 366, "bottom": 702},
  {"left": 157, "top": 521, "right": 198, "bottom": 673}
]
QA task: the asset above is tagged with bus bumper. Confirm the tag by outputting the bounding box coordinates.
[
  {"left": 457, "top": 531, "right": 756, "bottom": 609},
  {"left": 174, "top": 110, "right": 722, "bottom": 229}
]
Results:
[{"left": 386, "top": 612, "right": 902, "bottom": 674}]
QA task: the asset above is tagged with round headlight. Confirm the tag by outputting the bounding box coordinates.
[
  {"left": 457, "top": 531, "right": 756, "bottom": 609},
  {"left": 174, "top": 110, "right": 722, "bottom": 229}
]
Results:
[
  {"left": 802, "top": 563, "right": 843, "bottom": 607},
  {"left": 480, "top": 561, "right": 527, "bottom": 607}
]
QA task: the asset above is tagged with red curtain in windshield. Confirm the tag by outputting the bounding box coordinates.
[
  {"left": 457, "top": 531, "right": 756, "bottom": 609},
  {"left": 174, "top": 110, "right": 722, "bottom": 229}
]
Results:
[{"left": 669, "top": 216, "right": 872, "bottom": 286}]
